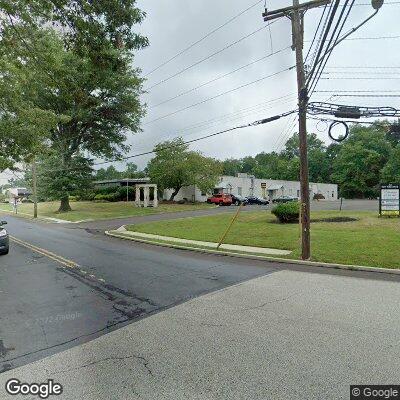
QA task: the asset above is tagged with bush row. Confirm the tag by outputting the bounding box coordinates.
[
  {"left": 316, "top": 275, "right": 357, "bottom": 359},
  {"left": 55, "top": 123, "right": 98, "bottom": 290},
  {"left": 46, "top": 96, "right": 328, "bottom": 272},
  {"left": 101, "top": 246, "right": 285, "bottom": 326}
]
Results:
[{"left": 70, "top": 186, "right": 137, "bottom": 202}]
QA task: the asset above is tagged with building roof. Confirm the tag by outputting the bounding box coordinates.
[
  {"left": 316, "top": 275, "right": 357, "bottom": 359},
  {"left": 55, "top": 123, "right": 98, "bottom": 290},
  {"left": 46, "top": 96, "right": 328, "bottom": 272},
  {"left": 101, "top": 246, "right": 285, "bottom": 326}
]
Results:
[
  {"left": 267, "top": 184, "right": 284, "bottom": 191},
  {"left": 94, "top": 178, "right": 150, "bottom": 185}
]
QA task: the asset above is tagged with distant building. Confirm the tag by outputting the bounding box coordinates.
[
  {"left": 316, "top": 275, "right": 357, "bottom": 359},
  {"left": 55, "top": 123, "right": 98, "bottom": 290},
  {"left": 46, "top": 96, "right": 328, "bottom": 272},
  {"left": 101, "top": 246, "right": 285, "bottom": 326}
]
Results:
[
  {"left": 5, "top": 187, "right": 32, "bottom": 203},
  {"left": 93, "top": 178, "right": 150, "bottom": 189},
  {"left": 163, "top": 173, "right": 338, "bottom": 202}
]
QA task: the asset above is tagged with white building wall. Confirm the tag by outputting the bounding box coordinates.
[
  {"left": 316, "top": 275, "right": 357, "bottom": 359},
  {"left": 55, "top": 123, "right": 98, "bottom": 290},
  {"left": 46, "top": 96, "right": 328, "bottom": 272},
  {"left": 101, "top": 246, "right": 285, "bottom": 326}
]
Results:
[{"left": 163, "top": 175, "right": 338, "bottom": 202}]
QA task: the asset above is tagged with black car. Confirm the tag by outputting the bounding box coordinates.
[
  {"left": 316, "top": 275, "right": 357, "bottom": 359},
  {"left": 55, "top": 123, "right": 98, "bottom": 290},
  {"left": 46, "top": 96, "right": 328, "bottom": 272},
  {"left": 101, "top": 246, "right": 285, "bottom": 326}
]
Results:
[
  {"left": 272, "top": 196, "right": 298, "bottom": 204},
  {"left": 230, "top": 194, "right": 248, "bottom": 206},
  {"left": 245, "top": 196, "right": 269, "bottom": 205},
  {"left": 0, "top": 221, "right": 9, "bottom": 255}
]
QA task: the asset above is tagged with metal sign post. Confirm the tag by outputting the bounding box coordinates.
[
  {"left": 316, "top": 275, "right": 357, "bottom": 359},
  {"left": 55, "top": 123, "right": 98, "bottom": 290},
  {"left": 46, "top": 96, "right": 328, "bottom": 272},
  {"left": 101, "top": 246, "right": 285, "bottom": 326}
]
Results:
[{"left": 379, "top": 184, "right": 400, "bottom": 217}]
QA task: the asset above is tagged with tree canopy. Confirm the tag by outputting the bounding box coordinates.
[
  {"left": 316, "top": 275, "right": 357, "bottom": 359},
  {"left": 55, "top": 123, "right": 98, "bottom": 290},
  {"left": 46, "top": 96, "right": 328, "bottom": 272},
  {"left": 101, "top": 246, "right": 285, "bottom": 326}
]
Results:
[
  {"left": 0, "top": 0, "right": 148, "bottom": 211},
  {"left": 220, "top": 123, "right": 399, "bottom": 198},
  {"left": 148, "top": 138, "right": 222, "bottom": 201}
]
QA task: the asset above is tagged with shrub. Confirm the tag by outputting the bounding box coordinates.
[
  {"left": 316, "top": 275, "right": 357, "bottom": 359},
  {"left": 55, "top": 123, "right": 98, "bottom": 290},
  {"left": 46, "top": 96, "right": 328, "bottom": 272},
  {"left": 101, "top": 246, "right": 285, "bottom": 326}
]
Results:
[
  {"left": 313, "top": 193, "right": 325, "bottom": 200},
  {"left": 94, "top": 192, "right": 120, "bottom": 202},
  {"left": 117, "top": 186, "right": 136, "bottom": 201},
  {"left": 271, "top": 201, "right": 300, "bottom": 223}
]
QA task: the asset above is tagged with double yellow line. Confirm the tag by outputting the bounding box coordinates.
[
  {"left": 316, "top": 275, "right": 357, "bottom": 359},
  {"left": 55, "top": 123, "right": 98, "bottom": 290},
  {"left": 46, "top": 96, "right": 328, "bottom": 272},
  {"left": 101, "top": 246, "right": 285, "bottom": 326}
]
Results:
[{"left": 10, "top": 235, "right": 78, "bottom": 269}]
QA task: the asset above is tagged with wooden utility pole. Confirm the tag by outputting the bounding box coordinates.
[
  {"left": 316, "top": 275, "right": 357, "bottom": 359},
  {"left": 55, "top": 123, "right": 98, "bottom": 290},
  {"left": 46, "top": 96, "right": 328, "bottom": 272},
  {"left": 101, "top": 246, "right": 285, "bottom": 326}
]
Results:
[
  {"left": 32, "top": 159, "right": 38, "bottom": 219},
  {"left": 263, "top": 0, "right": 330, "bottom": 260}
]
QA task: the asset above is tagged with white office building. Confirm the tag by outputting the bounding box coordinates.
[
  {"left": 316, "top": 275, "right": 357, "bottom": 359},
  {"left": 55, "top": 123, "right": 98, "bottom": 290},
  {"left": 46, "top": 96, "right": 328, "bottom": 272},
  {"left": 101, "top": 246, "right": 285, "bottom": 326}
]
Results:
[{"left": 164, "top": 173, "right": 338, "bottom": 202}]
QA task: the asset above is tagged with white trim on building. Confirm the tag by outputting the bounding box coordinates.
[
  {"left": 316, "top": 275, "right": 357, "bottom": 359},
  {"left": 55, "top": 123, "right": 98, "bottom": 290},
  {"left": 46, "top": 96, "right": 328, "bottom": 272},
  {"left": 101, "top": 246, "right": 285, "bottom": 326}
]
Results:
[{"left": 163, "top": 174, "right": 338, "bottom": 202}]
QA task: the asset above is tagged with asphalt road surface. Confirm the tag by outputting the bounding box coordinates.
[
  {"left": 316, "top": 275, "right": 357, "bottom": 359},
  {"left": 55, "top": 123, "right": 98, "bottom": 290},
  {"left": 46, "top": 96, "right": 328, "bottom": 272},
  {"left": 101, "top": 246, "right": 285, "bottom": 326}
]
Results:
[
  {"left": 1, "top": 206, "right": 397, "bottom": 398},
  {"left": 0, "top": 214, "right": 277, "bottom": 373}
]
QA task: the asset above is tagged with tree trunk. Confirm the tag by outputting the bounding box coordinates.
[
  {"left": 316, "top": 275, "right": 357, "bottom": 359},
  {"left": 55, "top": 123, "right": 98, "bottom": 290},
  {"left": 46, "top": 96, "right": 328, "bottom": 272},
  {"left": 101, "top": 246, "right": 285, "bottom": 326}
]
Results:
[
  {"left": 58, "top": 196, "right": 72, "bottom": 212},
  {"left": 169, "top": 187, "right": 182, "bottom": 201}
]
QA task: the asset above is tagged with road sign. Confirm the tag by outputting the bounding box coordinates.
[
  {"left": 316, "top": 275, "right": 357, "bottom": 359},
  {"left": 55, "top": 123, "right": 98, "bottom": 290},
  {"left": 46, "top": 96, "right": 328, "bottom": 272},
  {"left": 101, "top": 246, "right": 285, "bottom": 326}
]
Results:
[{"left": 380, "top": 184, "right": 400, "bottom": 217}]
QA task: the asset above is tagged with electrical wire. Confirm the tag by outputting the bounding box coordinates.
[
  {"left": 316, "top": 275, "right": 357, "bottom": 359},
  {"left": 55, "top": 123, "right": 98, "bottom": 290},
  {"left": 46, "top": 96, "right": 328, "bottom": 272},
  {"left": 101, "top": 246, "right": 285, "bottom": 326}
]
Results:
[
  {"left": 143, "top": 0, "right": 265, "bottom": 77},
  {"left": 35, "top": 109, "right": 298, "bottom": 173},
  {"left": 143, "top": 65, "right": 295, "bottom": 125},
  {"left": 305, "top": 0, "right": 340, "bottom": 90},
  {"left": 149, "top": 45, "right": 292, "bottom": 109},
  {"left": 308, "top": 0, "right": 356, "bottom": 96},
  {"left": 305, "top": 4, "right": 329, "bottom": 64},
  {"left": 145, "top": 18, "right": 282, "bottom": 91}
]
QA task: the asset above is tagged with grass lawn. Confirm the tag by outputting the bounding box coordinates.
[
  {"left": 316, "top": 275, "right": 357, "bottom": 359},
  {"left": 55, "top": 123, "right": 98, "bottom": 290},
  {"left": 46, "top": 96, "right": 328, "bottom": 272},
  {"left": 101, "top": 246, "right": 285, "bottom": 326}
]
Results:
[
  {"left": 0, "top": 201, "right": 215, "bottom": 222},
  {"left": 127, "top": 210, "right": 400, "bottom": 269}
]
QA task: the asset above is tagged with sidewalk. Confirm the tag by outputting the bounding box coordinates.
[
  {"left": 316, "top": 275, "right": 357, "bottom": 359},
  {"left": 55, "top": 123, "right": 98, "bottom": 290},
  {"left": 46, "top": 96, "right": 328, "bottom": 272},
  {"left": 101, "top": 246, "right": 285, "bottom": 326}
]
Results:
[
  {"left": 1, "top": 269, "right": 399, "bottom": 400},
  {"left": 108, "top": 227, "right": 292, "bottom": 256}
]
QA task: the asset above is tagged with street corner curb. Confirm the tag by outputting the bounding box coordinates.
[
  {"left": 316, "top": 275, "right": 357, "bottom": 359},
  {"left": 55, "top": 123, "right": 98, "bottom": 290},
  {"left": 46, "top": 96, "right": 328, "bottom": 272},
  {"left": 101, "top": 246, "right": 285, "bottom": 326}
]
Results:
[{"left": 104, "top": 230, "right": 400, "bottom": 277}]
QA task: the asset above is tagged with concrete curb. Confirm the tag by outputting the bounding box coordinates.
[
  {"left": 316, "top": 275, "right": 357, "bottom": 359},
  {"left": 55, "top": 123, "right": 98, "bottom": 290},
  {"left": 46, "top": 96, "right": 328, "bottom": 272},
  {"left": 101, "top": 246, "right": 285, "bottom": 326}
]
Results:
[
  {"left": 0, "top": 208, "right": 70, "bottom": 224},
  {"left": 105, "top": 229, "right": 400, "bottom": 276}
]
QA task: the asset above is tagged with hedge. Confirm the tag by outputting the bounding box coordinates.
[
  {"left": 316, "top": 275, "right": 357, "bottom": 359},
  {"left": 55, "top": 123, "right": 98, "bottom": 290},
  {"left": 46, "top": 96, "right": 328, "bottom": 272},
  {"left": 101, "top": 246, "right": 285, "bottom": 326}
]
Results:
[{"left": 271, "top": 201, "right": 300, "bottom": 223}]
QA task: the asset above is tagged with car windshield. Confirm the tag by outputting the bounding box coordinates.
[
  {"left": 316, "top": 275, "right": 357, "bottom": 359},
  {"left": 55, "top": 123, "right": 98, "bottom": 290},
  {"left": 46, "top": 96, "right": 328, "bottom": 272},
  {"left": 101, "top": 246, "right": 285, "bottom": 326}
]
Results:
[{"left": 0, "top": 2, "right": 397, "bottom": 399}]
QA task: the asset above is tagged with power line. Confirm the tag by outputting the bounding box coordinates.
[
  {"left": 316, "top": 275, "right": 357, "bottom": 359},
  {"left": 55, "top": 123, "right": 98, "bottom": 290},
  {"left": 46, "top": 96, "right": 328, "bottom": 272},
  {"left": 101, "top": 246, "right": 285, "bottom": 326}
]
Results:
[
  {"left": 139, "top": 94, "right": 298, "bottom": 148},
  {"left": 145, "top": 18, "right": 282, "bottom": 91},
  {"left": 344, "top": 34, "right": 400, "bottom": 41},
  {"left": 305, "top": 4, "right": 329, "bottom": 63},
  {"left": 143, "top": 0, "right": 265, "bottom": 77},
  {"left": 149, "top": 45, "right": 292, "bottom": 109},
  {"left": 321, "top": 77, "right": 400, "bottom": 79},
  {"left": 321, "top": 94, "right": 400, "bottom": 98},
  {"left": 325, "top": 66, "right": 400, "bottom": 69},
  {"left": 143, "top": 65, "right": 295, "bottom": 125},
  {"left": 308, "top": 0, "right": 356, "bottom": 96},
  {"left": 305, "top": 0, "right": 340, "bottom": 90},
  {"left": 315, "top": 90, "right": 400, "bottom": 93},
  {"left": 38, "top": 110, "right": 298, "bottom": 173}
]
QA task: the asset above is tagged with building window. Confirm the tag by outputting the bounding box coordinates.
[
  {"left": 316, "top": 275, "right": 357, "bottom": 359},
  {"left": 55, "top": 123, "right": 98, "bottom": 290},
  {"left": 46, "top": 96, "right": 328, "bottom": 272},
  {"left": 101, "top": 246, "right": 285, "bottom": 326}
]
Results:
[
  {"left": 297, "top": 190, "right": 300, "bottom": 197},
  {"left": 238, "top": 187, "right": 242, "bottom": 196},
  {"left": 332, "top": 191, "right": 334, "bottom": 198},
  {"left": 201, "top": 191, "right": 206, "bottom": 196}
]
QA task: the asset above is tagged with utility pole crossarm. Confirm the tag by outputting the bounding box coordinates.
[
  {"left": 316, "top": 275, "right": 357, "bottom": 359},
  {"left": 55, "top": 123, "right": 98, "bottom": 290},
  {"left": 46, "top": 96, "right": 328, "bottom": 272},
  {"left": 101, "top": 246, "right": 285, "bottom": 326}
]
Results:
[{"left": 263, "top": 0, "right": 330, "bottom": 21}]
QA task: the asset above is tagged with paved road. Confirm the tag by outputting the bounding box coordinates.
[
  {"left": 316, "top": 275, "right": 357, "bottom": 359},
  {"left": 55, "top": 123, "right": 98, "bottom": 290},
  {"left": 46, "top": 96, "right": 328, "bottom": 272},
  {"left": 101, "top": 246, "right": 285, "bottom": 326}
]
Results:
[
  {"left": 1, "top": 206, "right": 396, "bottom": 399},
  {"left": 0, "top": 214, "right": 277, "bottom": 373},
  {"left": 77, "top": 199, "right": 378, "bottom": 231},
  {"left": 1, "top": 269, "right": 400, "bottom": 400}
]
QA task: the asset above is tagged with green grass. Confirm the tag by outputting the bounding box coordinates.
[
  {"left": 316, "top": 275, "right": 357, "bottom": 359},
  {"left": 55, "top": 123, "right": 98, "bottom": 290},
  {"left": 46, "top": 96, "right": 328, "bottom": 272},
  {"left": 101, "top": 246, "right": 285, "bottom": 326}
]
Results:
[
  {"left": 126, "top": 211, "right": 400, "bottom": 269},
  {"left": 0, "top": 201, "right": 215, "bottom": 222}
]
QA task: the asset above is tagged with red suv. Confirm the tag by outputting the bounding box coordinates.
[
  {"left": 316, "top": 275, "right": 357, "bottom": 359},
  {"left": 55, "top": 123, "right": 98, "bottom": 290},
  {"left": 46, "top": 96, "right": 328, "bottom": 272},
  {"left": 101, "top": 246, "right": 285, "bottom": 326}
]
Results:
[{"left": 206, "top": 193, "right": 232, "bottom": 206}]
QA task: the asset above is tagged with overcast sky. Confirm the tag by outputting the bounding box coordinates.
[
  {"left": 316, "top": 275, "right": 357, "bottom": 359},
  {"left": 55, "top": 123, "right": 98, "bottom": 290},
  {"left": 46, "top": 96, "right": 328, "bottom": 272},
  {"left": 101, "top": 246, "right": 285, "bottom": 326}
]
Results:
[{"left": 1, "top": 0, "right": 399, "bottom": 184}]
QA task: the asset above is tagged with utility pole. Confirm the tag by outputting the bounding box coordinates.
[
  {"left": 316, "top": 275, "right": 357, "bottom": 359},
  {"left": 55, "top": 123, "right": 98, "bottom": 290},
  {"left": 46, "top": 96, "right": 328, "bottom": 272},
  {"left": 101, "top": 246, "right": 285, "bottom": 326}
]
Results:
[
  {"left": 32, "top": 159, "right": 38, "bottom": 219},
  {"left": 263, "top": 0, "right": 330, "bottom": 260}
]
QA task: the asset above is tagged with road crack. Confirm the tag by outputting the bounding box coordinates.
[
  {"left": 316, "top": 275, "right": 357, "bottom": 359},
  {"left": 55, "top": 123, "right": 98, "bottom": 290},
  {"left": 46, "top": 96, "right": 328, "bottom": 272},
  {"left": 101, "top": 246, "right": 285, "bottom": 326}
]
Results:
[
  {"left": 53, "top": 354, "right": 153, "bottom": 377},
  {"left": 243, "top": 292, "right": 301, "bottom": 311}
]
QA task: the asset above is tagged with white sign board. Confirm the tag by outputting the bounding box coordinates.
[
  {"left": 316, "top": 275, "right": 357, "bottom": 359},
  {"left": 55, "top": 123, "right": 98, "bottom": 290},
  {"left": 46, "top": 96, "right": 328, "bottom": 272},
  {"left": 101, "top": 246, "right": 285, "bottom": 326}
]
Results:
[{"left": 380, "top": 185, "right": 400, "bottom": 216}]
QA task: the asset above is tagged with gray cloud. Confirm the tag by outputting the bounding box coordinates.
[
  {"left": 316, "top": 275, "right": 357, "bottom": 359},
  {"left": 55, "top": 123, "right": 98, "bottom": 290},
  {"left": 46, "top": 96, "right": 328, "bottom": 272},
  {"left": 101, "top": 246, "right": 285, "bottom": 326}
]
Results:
[{"left": 1, "top": 0, "right": 399, "bottom": 182}]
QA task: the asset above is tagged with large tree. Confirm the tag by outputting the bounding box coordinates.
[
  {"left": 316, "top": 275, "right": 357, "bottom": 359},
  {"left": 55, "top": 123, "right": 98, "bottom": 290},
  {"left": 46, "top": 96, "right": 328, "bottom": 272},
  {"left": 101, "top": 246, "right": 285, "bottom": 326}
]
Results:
[
  {"left": 0, "top": 0, "right": 147, "bottom": 211},
  {"left": 148, "top": 138, "right": 222, "bottom": 201},
  {"left": 33, "top": 152, "right": 94, "bottom": 203},
  {"left": 0, "top": 1, "right": 148, "bottom": 211},
  {"left": 332, "top": 125, "right": 392, "bottom": 198},
  {"left": 381, "top": 144, "right": 400, "bottom": 184}
]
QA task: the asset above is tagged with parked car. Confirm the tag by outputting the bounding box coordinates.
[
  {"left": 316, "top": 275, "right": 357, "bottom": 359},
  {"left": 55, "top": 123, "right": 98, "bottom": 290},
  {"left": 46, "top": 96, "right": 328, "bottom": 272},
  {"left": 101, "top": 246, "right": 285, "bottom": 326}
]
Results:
[
  {"left": 245, "top": 196, "right": 269, "bottom": 205},
  {"left": 230, "top": 194, "right": 248, "bottom": 206},
  {"left": 206, "top": 193, "right": 233, "bottom": 206},
  {"left": 0, "top": 221, "right": 9, "bottom": 255},
  {"left": 272, "top": 196, "right": 298, "bottom": 204}
]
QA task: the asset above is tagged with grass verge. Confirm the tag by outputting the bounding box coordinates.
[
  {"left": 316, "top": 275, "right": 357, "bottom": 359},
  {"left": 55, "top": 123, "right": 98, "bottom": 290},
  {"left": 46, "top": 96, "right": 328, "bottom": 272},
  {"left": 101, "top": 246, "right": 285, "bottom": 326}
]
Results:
[
  {"left": 0, "top": 201, "right": 215, "bottom": 222},
  {"left": 126, "top": 210, "right": 400, "bottom": 269}
]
